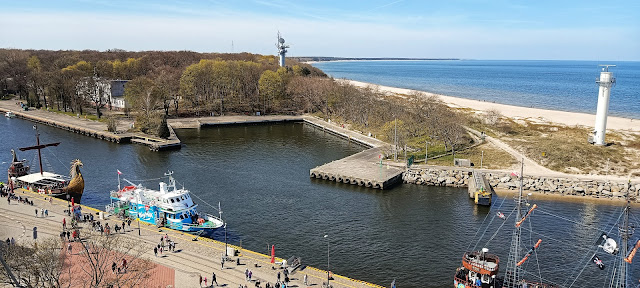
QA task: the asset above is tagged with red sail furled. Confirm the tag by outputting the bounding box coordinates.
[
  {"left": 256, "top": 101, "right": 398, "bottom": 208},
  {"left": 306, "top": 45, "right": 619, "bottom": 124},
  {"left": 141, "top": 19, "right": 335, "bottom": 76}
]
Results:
[
  {"left": 624, "top": 240, "right": 640, "bottom": 263},
  {"left": 516, "top": 204, "right": 538, "bottom": 227},
  {"left": 517, "top": 239, "right": 542, "bottom": 266}
]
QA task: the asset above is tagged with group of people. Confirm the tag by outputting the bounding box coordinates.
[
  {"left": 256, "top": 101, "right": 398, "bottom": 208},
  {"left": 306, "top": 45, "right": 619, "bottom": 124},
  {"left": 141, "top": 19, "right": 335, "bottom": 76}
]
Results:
[
  {"left": 154, "top": 234, "right": 176, "bottom": 256},
  {"left": 200, "top": 272, "right": 219, "bottom": 287},
  {"left": 1, "top": 187, "right": 34, "bottom": 206},
  {"left": 111, "top": 258, "right": 128, "bottom": 274},
  {"left": 35, "top": 207, "right": 49, "bottom": 217},
  {"left": 4, "top": 237, "right": 16, "bottom": 246}
]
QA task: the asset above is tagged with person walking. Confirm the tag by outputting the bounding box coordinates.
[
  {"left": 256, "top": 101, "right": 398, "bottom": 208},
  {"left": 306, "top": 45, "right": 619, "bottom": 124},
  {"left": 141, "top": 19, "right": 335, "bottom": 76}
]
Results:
[
  {"left": 204, "top": 277, "right": 207, "bottom": 287},
  {"left": 63, "top": 218, "right": 66, "bottom": 229},
  {"left": 221, "top": 256, "right": 224, "bottom": 269},
  {"left": 245, "top": 269, "right": 249, "bottom": 281},
  {"left": 122, "top": 221, "right": 125, "bottom": 232},
  {"left": 154, "top": 246, "right": 158, "bottom": 257},
  {"left": 40, "top": 208, "right": 44, "bottom": 217},
  {"left": 248, "top": 270, "right": 252, "bottom": 281},
  {"left": 200, "top": 275, "right": 203, "bottom": 287},
  {"left": 212, "top": 272, "right": 218, "bottom": 286},
  {"left": 304, "top": 274, "right": 308, "bottom": 286},
  {"left": 112, "top": 262, "right": 117, "bottom": 273},
  {"left": 67, "top": 243, "right": 72, "bottom": 254},
  {"left": 277, "top": 272, "right": 280, "bottom": 282},
  {"left": 44, "top": 209, "right": 48, "bottom": 217},
  {"left": 35, "top": 208, "right": 38, "bottom": 217}
]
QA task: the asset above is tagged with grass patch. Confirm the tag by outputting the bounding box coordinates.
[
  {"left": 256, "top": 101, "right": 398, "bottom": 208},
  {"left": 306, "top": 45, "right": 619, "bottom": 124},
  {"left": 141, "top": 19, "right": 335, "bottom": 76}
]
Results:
[
  {"left": 421, "top": 142, "right": 517, "bottom": 169},
  {"left": 468, "top": 113, "right": 639, "bottom": 175},
  {"left": 47, "top": 108, "right": 105, "bottom": 122}
]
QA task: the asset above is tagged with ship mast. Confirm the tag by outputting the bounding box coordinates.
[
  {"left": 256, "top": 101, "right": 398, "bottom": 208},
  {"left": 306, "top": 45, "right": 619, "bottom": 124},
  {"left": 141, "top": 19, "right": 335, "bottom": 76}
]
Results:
[
  {"left": 18, "top": 125, "right": 60, "bottom": 176},
  {"left": 504, "top": 159, "right": 524, "bottom": 288},
  {"left": 615, "top": 190, "right": 632, "bottom": 288}
]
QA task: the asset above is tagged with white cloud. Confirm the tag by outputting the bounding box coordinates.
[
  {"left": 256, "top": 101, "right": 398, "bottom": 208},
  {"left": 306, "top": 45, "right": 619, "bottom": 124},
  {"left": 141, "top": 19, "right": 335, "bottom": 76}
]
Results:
[{"left": 0, "top": 11, "right": 637, "bottom": 61}]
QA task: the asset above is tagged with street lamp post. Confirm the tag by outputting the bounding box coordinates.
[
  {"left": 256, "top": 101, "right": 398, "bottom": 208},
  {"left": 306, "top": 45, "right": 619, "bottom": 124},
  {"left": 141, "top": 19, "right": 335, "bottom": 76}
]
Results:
[
  {"left": 224, "top": 223, "right": 228, "bottom": 257},
  {"left": 324, "top": 234, "right": 330, "bottom": 287}
]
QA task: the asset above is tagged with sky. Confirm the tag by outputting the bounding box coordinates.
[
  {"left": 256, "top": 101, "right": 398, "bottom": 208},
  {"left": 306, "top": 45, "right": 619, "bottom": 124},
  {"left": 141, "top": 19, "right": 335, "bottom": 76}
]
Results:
[{"left": 0, "top": 0, "right": 638, "bottom": 60}]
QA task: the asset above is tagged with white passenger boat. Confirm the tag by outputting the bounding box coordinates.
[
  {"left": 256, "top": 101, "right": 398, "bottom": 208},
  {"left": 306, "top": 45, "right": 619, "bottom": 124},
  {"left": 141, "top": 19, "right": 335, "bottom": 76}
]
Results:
[{"left": 107, "top": 172, "right": 224, "bottom": 233}]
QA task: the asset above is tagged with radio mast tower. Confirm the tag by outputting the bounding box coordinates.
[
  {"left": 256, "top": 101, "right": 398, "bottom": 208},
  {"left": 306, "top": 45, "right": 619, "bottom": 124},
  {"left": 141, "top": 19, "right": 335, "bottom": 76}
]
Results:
[
  {"left": 592, "top": 65, "right": 616, "bottom": 146},
  {"left": 276, "top": 31, "right": 289, "bottom": 67}
]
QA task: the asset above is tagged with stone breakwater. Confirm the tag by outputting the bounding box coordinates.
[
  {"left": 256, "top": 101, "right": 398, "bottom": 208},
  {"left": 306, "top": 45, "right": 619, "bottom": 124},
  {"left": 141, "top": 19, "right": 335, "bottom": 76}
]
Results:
[{"left": 403, "top": 167, "right": 640, "bottom": 200}]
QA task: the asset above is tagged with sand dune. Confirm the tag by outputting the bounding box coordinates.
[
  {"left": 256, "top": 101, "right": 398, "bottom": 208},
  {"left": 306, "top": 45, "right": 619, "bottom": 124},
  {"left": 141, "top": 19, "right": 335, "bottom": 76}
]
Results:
[{"left": 345, "top": 80, "right": 640, "bottom": 132}]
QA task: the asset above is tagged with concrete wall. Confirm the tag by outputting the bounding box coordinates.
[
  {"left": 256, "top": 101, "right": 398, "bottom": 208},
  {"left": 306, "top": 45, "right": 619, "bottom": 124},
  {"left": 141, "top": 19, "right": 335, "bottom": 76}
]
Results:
[{"left": 403, "top": 167, "right": 640, "bottom": 200}]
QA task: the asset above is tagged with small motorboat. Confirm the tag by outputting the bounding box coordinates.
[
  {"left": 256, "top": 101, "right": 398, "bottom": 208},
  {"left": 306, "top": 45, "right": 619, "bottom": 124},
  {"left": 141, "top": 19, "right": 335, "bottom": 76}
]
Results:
[{"left": 5, "top": 111, "right": 16, "bottom": 118}]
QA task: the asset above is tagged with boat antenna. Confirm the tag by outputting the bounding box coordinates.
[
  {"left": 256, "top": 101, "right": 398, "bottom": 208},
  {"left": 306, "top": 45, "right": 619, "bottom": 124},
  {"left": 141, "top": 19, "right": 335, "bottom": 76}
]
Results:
[
  {"left": 218, "top": 202, "right": 223, "bottom": 222},
  {"left": 165, "top": 171, "right": 176, "bottom": 191}
]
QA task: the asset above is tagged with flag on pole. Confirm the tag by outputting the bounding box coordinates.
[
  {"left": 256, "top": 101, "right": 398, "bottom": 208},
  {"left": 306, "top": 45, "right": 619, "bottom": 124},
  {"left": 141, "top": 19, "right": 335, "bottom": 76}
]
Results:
[{"left": 117, "top": 170, "right": 122, "bottom": 175}]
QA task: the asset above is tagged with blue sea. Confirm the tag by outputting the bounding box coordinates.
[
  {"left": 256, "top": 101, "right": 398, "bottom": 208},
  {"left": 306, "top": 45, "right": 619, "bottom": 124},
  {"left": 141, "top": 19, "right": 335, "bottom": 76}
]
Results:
[{"left": 311, "top": 60, "right": 640, "bottom": 119}]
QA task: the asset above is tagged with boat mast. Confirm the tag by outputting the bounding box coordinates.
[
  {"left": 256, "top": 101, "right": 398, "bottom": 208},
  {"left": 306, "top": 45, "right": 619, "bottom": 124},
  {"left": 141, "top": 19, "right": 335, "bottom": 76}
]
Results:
[
  {"left": 18, "top": 125, "right": 60, "bottom": 176},
  {"left": 504, "top": 159, "right": 524, "bottom": 288},
  {"left": 35, "top": 126, "right": 43, "bottom": 175}
]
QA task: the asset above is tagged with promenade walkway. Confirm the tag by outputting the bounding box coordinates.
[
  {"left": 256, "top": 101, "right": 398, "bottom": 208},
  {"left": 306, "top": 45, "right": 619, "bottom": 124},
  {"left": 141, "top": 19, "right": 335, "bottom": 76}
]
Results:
[{"left": 0, "top": 188, "right": 385, "bottom": 288}]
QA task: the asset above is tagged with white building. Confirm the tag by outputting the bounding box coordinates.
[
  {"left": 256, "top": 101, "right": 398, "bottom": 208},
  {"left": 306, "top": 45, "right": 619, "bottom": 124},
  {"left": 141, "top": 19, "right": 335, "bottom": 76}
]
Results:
[{"left": 79, "top": 78, "right": 130, "bottom": 110}]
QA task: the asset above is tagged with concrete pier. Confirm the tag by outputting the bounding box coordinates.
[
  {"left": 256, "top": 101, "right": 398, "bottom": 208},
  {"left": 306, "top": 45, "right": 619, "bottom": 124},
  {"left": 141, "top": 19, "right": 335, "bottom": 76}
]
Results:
[
  {"left": 302, "top": 116, "right": 404, "bottom": 189},
  {"left": 310, "top": 148, "right": 404, "bottom": 189}
]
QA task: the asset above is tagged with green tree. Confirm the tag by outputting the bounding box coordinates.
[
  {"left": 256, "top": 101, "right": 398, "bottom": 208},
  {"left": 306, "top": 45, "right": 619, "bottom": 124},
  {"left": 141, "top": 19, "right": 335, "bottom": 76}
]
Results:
[
  {"left": 124, "top": 77, "right": 163, "bottom": 134},
  {"left": 258, "top": 67, "right": 289, "bottom": 113},
  {"left": 27, "top": 56, "right": 44, "bottom": 108}
]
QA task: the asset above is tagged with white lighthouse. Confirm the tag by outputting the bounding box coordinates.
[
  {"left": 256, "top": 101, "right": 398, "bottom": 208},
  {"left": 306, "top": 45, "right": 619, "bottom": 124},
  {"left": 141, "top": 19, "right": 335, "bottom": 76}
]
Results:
[
  {"left": 276, "top": 32, "right": 289, "bottom": 67},
  {"left": 592, "top": 65, "right": 616, "bottom": 146}
]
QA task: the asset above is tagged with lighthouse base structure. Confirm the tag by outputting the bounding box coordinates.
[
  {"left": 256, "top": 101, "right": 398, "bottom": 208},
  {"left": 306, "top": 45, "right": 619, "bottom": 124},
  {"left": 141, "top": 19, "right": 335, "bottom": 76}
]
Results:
[{"left": 592, "top": 69, "right": 615, "bottom": 146}]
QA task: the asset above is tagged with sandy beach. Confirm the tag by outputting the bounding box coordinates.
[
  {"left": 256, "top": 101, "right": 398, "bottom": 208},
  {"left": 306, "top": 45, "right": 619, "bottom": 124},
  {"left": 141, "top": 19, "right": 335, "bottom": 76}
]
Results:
[{"left": 345, "top": 80, "right": 640, "bottom": 132}]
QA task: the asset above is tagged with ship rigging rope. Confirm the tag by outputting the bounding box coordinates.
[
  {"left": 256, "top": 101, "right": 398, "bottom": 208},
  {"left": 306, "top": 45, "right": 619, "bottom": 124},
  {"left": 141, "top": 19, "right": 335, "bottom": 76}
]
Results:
[
  {"left": 536, "top": 208, "right": 624, "bottom": 235},
  {"left": 529, "top": 216, "right": 544, "bottom": 285},
  {"left": 565, "top": 208, "right": 626, "bottom": 287},
  {"left": 127, "top": 176, "right": 170, "bottom": 182},
  {"left": 44, "top": 147, "right": 66, "bottom": 169},
  {"left": 480, "top": 206, "right": 517, "bottom": 249},
  {"left": 519, "top": 269, "right": 565, "bottom": 288},
  {"left": 566, "top": 251, "right": 598, "bottom": 288},
  {"left": 174, "top": 180, "right": 221, "bottom": 213},
  {"left": 468, "top": 193, "right": 511, "bottom": 251}
]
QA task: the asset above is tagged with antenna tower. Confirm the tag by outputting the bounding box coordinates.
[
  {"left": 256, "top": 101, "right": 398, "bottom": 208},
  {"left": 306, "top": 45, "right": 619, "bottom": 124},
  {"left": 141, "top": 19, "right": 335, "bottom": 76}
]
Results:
[{"left": 276, "top": 31, "right": 290, "bottom": 67}]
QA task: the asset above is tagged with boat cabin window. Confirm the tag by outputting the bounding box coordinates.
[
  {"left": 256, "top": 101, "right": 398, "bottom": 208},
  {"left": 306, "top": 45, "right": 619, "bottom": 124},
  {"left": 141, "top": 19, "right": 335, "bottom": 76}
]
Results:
[
  {"left": 180, "top": 214, "right": 184, "bottom": 219},
  {"left": 170, "top": 198, "right": 175, "bottom": 203},
  {"left": 176, "top": 197, "right": 181, "bottom": 202}
]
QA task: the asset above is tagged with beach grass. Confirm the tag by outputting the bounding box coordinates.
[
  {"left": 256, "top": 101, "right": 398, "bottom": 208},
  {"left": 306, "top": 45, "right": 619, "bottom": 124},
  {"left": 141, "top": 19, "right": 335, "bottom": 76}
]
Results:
[{"left": 470, "top": 115, "right": 639, "bottom": 176}]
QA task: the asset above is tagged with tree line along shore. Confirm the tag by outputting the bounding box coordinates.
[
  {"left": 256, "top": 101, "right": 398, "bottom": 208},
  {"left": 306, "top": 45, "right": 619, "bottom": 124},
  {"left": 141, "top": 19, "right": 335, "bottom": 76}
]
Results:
[
  {"left": 2, "top": 49, "right": 639, "bottom": 178},
  {"left": 0, "top": 49, "right": 470, "bottom": 162}
]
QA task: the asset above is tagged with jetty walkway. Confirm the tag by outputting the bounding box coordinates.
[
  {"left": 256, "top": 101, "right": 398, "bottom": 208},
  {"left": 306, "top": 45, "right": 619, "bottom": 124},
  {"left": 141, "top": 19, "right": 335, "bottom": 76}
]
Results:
[
  {"left": 0, "top": 188, "right": 386, "bottom": 288},
  {"left": 0, "top": 101, "right": 181, "bottom": 151}
]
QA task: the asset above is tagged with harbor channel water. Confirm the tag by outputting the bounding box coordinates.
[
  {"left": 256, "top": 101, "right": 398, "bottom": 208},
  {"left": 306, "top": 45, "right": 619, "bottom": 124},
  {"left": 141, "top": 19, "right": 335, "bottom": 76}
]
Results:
[{"left": 1, "top": 116, "right": 639, "bottom": 288}]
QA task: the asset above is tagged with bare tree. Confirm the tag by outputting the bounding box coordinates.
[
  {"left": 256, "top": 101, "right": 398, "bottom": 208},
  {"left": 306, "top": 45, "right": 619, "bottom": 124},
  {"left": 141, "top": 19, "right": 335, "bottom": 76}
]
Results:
[
  {"left": 0, "top": 237, "right": 64, "bottom": 288},
  {"left": 60, "top": 231, "right": 153, "bottom": 288}
]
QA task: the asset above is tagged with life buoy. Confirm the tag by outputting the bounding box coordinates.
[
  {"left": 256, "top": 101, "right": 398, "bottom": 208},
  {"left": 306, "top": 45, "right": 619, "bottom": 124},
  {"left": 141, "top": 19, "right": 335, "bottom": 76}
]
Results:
[{"left": 198, "top": 218, "right": 205, "bottom": 225}]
